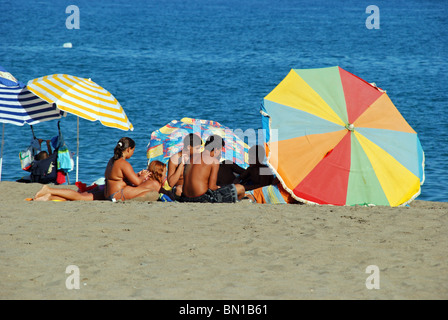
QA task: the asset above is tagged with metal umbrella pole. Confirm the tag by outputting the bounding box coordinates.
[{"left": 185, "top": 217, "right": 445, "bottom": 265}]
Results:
[
  {"left": 76, "top": 117, "right": 79, "bottom": 182},
  {"left": 0, "top": 123, "right": 5, "bottom": 181}
]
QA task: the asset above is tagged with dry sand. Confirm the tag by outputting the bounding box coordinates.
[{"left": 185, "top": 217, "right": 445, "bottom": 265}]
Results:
[{"left": 0, "top": 181, "right": 447, "bottom": 300}]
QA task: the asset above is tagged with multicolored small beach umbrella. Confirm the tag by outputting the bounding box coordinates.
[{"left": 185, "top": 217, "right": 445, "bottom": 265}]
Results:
[
  {"left": 27, "top": 74, "right": 133, "bottom": 181},
  {"left": 262, "top": 66, "right": 425, "bottom": 206},
  {"left": 147, "top": 117, "right": 250, "bottom": 168}
]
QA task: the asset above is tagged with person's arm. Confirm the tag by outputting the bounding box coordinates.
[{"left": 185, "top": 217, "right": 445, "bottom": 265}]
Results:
[
  {"left": 231, "top": 163, "right": 245, "bottom": 175},
  {"left": 208, "top": 160, "right": 220, "bottom": 191},
  {"left": 237, "top": 167, "right": 250, "bottom": 184},
  {"left": 121, "top": 161, "right": 148, "bottom": 186},
  {"left": 167, "top": 155, "right": 184, "bottom": 187},
  {"left": 137, "top": 169, "right": 150, "bottom": 182},
  {"left": 244, "top": 168, "right": 277, "bottom": 191},
  {"left": 45, "top": 140, "right": 53, "bottom": 155},
  {"left": 231, "top": 163, "right": 246, "bottom": 183}
]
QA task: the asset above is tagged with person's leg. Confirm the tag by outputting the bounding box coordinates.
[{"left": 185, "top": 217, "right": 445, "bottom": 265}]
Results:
[
  {"left": 180, "top": 190, "right": 213, "bottom": 203},
  {"left": 50, "top": 189, "right": 93, "bottom": 201},
  {"left": 212, "top": 184, "right": 241, "bottom": 203},
  {"left": 34, "top": 185, "right": 51, "bottom": 199},
  {"left": 234, "top": 184, "right": 245, "bottom": 200},
  {"left": 121, "top": 185, "right": 160, "bottom": 201},
  {"left": 34, "top": 194, "right": 68, "bottom": 201},
  {"left": 34, "top": 185, "right": 93, "bottom": 201},
  {"left": 34, "top": 193, "right": 54, "bottom": 201},
  {"left": 174, "top": 184, "right": 182, "bottom": 197}
]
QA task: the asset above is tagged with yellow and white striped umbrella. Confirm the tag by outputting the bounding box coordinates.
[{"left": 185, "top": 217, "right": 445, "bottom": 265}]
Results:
[
  {"left": 27, "top": 74, "right": 133, "bottom": 131},
  {"left": 27, "top": 74, "right": 133, "bottom": 181}
]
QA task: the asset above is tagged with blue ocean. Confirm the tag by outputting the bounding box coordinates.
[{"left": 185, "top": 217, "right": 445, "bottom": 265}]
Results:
[{"left": 1, "top": 0, "right": 447, "bottom": 202}]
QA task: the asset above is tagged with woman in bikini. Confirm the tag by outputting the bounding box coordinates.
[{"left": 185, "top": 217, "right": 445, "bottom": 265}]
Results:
[
  {"left": 104, "top": 137, "right": 154, "bottom": 201},
  {"left": 33, "top": 160, "right": 166, "bottom": 201},
  {"left": 33, "top": 138, "right": 167, "bottom": 202}
]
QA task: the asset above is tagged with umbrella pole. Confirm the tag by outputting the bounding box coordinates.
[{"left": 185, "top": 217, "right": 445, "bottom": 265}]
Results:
[
  {"left": 0, "top": 123, "right": 5, "bottom": 181},
  {"left": 76, "top": 117, "right": 79, "bottom": 182}
]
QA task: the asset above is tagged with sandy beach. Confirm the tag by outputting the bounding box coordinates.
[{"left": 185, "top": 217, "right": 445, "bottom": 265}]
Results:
[{"left": 0, "top": 181, "right": 447, "bottom": 300}]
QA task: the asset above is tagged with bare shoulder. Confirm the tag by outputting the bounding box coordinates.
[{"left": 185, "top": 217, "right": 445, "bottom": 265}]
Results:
[
  {"left": 115, "top": 158, "right": 131, "bottom": 169},
  {"left": 106, "top": 158, "right": 128, "bottom": 180},
  {"left": 169, "top": 151, "right": 181, "bottom": 165},
  {"left": 209, "top": 156, "right": 220, "bottom": 169},
  {"left": 201, "top": 153, "right": 219, "bottom": 166},
  {"left": 141, "top": 179, "right": 161, "bottom": 191}
]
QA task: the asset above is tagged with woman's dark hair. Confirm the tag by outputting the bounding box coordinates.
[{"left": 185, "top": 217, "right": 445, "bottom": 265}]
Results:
[{"left": 113, "top": 137, "right": 135, "bottom": 160}]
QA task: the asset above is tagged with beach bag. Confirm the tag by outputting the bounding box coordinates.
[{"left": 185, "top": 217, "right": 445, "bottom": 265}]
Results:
[
  {"left": 57, "top": 146, "right": 73, "bottom": 173},
  {"left": 158, "top": 193, "right": 173, "bottom": 202},
  {"left": 53, "top": 121, "right": 74, "bottom": 174},
  {"left": 30, "top": 152, "right": 58, "bottom": 184},
  {"left": 19, "top": 146, "right": 34, "bottom": 171},
  {"left": 19, "top": 139, "right": 41, "bottom": 171}
]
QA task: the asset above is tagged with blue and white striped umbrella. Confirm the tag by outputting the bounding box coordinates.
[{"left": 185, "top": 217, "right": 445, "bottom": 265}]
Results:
[
  {"left": 0, "top": 66, "right": 24, "bottom": 87},
  {"left": 0, "top": 84, "right": 65, "bottom": 126},
  {"left": 0, "top": 66, "right": 65, "bottom": 180}
]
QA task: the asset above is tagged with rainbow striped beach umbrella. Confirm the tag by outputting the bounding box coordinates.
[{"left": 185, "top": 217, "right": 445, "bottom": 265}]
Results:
[
  {"left": 262, "top": 66, "right": 425, "bottom": 206},
  {"left": 27, "top": 74, "right": 133, "bottom": 181},
  {"left": 147, "top": 117, "right": 250, "bottom": 169}
]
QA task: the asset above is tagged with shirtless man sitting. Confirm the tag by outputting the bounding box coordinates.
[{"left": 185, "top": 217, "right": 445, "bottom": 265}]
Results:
[
  {"left": 167, "top": 133, "right": 203, "bottom": 199},
  {"left": 181, "top": 135, "right": 245, "bottom": 203}
]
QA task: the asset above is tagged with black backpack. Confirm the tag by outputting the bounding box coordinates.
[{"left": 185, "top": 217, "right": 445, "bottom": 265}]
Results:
[{"left": 30, "top": 151, "right": 58, "bottom": 184}]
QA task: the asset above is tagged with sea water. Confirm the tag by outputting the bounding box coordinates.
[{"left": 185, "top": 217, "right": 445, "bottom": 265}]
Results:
[{"left": 1, "top": 0, "right": 447, "bottom": 202}]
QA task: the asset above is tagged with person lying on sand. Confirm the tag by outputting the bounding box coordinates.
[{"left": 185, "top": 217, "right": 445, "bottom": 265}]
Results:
[
  {"left": 33, "top": 159, "right": 166, "bottom": 202},
  {"left": 167, "top": 133, "right": 202, "bottom": 199},
  {"left": 33, "top": 183, "right": 106, "bottom": 201},
  {"left": 217, "top": 160, "right": 245, "bottom": 186},
  {"left": 245, "top": 183, "right": 300, "bottom": 204},
  {"left": 180, "top": 135, "right": 245, "bottom": 203},
  {"left": 236, "top": 145, "right": 277, "bottom": 191}
]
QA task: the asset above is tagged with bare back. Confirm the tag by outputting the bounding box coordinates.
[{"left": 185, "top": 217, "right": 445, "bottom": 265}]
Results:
[
  {"left": 104, "top": 157, "right": 142, "bottom": 199},
  {"left": 182, "top": 153, "right": 220, "bottom": 198}
]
